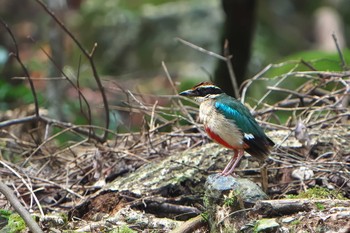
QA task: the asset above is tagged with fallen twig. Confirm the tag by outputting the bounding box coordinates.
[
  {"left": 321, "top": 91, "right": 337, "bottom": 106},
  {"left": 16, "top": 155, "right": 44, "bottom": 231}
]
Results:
[
  {"left": 0, "top": 182, "right": 44, "bottom": 233},
  {"left": 170, "top": 215, "right": 207, "bottom": 233},
  {"left": 254, "top": 199, "right": 350, "bottom": 217}
]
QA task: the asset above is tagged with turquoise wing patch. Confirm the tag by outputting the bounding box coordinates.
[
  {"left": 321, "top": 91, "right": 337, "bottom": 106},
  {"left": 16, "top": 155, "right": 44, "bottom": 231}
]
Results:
[{"left": 214, "top": 101, "right": 264, "bottom": 137}]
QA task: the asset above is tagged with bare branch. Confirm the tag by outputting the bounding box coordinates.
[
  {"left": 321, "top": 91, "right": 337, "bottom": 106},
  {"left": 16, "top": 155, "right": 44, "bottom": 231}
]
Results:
[
  {"left": 176, "top": 37, "right": 226, "bottom": 61},
  {"left": 0, "top": 115, "right": 106, "bottom": 142},
  {"left": 34, "top": 0, "right": 110, "bottom": 141},
  {"left": 223, "top": 39, "right": 239, "bottom": 99},
  {"left": 0, "top": 161, "right": 44, "bottom": 216},
  {"left": 31, "top": 39, "right": 93, "bottom": 136},
  {"left": 0, "top": 18, "right": 40, "bottom": 118},
  {"left": 332, "top": 32, "right": 347, "bottom": 69},
  {"left": 176, "top": 37, "right": 239, "bottom": 98}
]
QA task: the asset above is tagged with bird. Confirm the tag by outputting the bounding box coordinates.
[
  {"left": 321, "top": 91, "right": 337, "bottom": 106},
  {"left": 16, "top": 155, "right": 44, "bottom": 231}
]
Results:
[{"left": 179, "top": 81, "right": 274, "bottom": 176}]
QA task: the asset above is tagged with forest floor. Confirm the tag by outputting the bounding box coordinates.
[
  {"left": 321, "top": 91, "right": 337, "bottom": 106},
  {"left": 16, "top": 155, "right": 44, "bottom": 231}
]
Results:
[{"left": 0, "top": 68, "right": 350, "bottom": 232}]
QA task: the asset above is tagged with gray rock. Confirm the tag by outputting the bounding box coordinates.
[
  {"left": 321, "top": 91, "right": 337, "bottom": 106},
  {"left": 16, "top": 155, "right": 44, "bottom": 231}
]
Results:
[
  {"left": 206, "top": 174, "right": 268, "bottom": 206},
  {"left": 204, "top": 174, "right": 268, "bottom": 232}
]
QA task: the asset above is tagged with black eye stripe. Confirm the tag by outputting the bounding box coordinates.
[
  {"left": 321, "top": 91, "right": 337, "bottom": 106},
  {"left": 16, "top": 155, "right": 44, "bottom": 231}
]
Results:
[{"left": 197, "top": 86, "right": 223, "bottom": 96}]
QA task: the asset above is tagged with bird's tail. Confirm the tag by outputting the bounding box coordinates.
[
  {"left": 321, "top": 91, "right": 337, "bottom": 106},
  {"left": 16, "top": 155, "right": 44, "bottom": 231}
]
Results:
[{"left": 244, "top": 136, "right": 274, "bottom": 161}]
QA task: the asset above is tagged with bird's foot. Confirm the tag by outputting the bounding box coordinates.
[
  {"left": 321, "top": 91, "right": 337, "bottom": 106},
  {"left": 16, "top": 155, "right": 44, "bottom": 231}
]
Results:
[{"left": 219, "top": 171, "right": 237, "bottom": 177}]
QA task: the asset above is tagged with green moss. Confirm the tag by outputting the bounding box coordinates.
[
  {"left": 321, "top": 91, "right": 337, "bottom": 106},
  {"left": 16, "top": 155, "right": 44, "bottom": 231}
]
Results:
[
  {"left": 286, "top": 186, "right": 346, "bottom": 200},
  {"left": 0, "top": 210, "right": 28, "bottom": 233},
  {"left": 7, "top": 213, "right": 26, "bottom": 233},
  {"left": 110, "top": 225, "right": 137, "bottom": 233},
  {"left": 290, "top": 219, "right": 301, "bottom": 225},
  {"left": 315, "top": 202, "right": 325, "bottom": 211},
  {"left": 202, "top": 195, "right": 210, "bottom": 208},
  {"left": 59, "top": 213, "right": 68, "bottom": 224}
]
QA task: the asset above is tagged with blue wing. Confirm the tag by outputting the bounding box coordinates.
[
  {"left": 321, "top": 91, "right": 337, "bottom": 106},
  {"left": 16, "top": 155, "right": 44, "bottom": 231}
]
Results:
[
  {"left": 214, "top": 95, "right": 265, "bottom": 138},
  {"left": 214, "top": 94, "right": 274, "bottom": 158}
]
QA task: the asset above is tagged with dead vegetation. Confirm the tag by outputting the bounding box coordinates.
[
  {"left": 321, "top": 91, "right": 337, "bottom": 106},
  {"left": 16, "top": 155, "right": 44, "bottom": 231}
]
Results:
[{"left": 1, "top": 60, "right": 349, "bottom": 231}]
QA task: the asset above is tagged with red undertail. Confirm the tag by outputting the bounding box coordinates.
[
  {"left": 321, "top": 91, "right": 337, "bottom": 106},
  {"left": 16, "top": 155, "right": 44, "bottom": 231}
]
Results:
[{"left": 205, "top": 126, "right": 247, "bottom": 150}]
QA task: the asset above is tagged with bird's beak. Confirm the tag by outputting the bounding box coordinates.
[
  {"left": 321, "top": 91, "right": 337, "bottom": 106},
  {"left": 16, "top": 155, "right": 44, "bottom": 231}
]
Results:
[{"left": 179, "top": 89, "right": 195, "bottom": 97}]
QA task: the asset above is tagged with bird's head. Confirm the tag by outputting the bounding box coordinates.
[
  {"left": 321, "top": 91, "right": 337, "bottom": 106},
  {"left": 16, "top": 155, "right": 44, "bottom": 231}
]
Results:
[{"left": 179, "top": 82, "right": 223, "bottom": 103}]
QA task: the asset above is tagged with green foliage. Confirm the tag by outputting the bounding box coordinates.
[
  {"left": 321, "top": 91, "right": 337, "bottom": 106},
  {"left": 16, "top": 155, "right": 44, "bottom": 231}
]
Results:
[
  {"left": 8, "top": 214, "right": 26, "bottom": 233},
  {"left": 202, "top": 195, "right": 209, "bottom": 208},
  {"left": 246, "top": 49, "right": 350, "bottom": 125},
  {"left": 118, "top": 0, "right": 186, "bottom": 12},
  {"left": 223, "top": 197, "right": 235, "bottom": 207},
  {"left": 200, "top": 212, "right": 209, "bottom": 222},
  {"left": 223, "top": 192, "right": 237, "bottom": 207},
  {"left": 249, "top": 49, "right": 350, "bottom": 102},
  {"left": 290, "top": 219, "right": 301, "bottom": 225},
  {"left": 0, "top": 209, "right": 12, "bottom": 219},
  {"left": 265, "top": 49, "right": 350, "bottom": 78},
  {"left": 0, "top": 80, "right": 39, "bottom": 110}
]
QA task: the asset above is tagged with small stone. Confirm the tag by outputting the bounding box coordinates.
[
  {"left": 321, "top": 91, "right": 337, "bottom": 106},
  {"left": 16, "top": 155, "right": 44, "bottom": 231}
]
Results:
[
  {"left": 292, "top": 167, "right": 314, "bottom": 181},
  {"left": 281, "top": 216, "right": 296, "bottom": 223},
  {"left": 254, "top": 218, "right": 280, "bottom": 232},
  {"left": 279, "top": 226, "right": 290, "bottom": 233},
  {"left": 337, "top": 211, "right": 350, "bottom": 219}
]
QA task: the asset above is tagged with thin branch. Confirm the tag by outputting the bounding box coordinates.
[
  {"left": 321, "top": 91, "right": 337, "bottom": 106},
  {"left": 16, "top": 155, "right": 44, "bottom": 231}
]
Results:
[
  {"left": 0, "top": 18, "right": 40, "bottom": 117},
  {"left": 170, "top": 215, "right": 207, "bottom": 233},
  {"left": 241, "top": 64, "right": 273, "bottom": 103},
  {"left": 332, "top": 32, "right": 347, "bottom": 69},
  {"left": 29, "top": 37, "right": 93, "bottom": 133},
  {"left": 223, "top": 39, "right": 239, "bottom": 98},
  {"left": 162, "top": 61, "right": 179, "bottom": 95},
  {"left": 253, "top": 63, "right": 299, "bottom": 111},
  {"left": 176, "top": 37, "right": 226, "bottom": 61},
  {"left": 267, "top": 86, "right": 312, "bottom": 99},
  {"left": 0, "top": 115, "right": 39, "bottom": 128},
  {"left": 0, "top": 161, "right": 44, "bottom": 216},
  {"left": 0, "top": 182, "right": 44, "bottom": 233},
  {"left": 30, "top": 176, "right": 83, "bottom": 199},
  {"left": 161, "top": 61, "right": 204, "bottom": 133},
  {"left": 75, "top": 55, "right": 93, "bottom": 136},
  {"left": 176, "top": 37, "right": 239, "bottom": 98},
  {"left": 0, "top": 115, "right": 105, "bottom": 142},
  {"left": 34, "top": 0, "right": 110, "bottom": 141}
]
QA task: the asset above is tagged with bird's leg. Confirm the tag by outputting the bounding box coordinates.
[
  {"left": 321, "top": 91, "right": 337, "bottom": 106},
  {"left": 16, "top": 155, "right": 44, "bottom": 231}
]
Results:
[
  {"left": 223, "top": 149, "right": 244, "bottom": 176},
  {"left": 221, "top": 150, "right": 238, "bottom": 176},
  {"left": 260, "top": 163, "right": 268, "bottom": 192}
]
